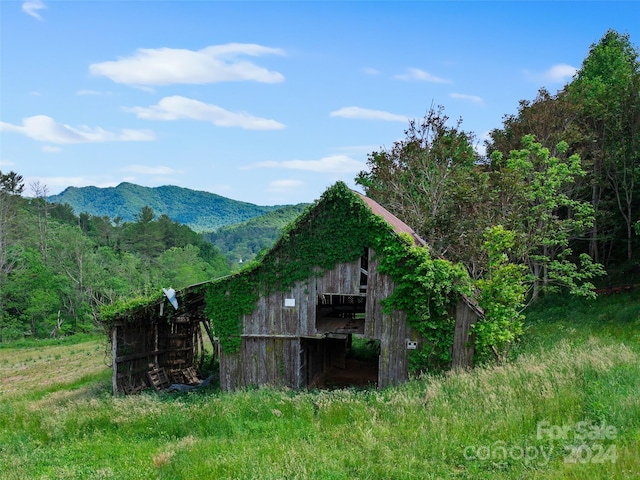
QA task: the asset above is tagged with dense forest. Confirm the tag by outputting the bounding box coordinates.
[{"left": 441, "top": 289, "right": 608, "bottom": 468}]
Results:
[{"left": 1, "top": 29, "right": 638, "bottom": 348}]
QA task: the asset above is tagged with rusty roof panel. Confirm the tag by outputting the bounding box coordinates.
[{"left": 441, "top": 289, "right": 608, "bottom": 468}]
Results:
[{"left": 354, "top": 191, "right": 427, "bottom": 247}]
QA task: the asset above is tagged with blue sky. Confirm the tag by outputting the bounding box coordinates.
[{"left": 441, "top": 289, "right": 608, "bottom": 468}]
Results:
[{"left": 1, "top": 1, "right": 639, "bottom": 205}]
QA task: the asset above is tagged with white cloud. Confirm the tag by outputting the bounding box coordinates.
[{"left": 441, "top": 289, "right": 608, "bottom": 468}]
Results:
[
  {"left": 267, "top": 179, "right": 306, "bottom": 193},
  {"left": 22, "top": 0, "right": 45, "bottom": 21},
  {"left": 543, "top": 64, "right": 577, "bottom": 83},
  {"left": 363, "top": 67, "right": 380, "bottom": 75},
  {"left": 120, "top": 165, "right": 181, "bottom": 175},
  {"left": 77, "top": 89, "right": 114, "bottom": 96},
  {"left": 524, "top": 63, "right": 577, "bottom": 84},
  {"left": 41, "top": 145, "right": 62, "bottom": 153},
  {"left": 330, "top": 106, "right": 407, "bottom": 122},
  {"left": 394, "top": 68, "right": 451, "bottom": 84},
  {"left": 247, "top": 155, "right": 365, "bottom": 174},
  {"left": 0, "top": 115, "right": 155, "bottom": 144},
  {"left": 124, "top": 96, "right": 285, "bottom": 130},
  {"left": 0, "top": 159, "right": 16, "bottom": 168},
  {"left": 449, "top": 93, "right": 484, "bottom": 105},
  {"left": 90, "top": 43, "right": 285, "bottom": 86}
]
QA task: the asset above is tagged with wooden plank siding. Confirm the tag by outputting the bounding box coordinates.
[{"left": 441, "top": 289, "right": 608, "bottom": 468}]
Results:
[
  {"left": 451, "top": 298, "right": 478, "bottom": 369},
  {"left": 365, "top": 254, "right": 413, "bottom": 388},
  {"left": 219, "top": 338, "right": 299, "bottom": 390},
  {"left": 218, "top": 250, "right": 418, "bottom": 390}
]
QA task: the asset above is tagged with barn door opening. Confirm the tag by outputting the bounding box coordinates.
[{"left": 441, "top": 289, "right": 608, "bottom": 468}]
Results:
[{"left": 300, "top": 335, "right": 379, "bottom": 389}]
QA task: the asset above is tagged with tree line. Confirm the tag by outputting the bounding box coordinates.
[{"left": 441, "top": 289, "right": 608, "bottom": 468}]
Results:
[
  {"left": 355, "top": 29, "right": 638, "bottom": 360},
  {"left": 0, "top": 176, "right": 230, "bottom": 341},
  {"left": 358, "top": 29, "right": 639, "bottom": 300}
]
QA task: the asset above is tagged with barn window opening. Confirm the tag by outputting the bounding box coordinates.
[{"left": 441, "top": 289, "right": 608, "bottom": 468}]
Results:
[
  {"left": 300, "top": 336, "right": 379, "bottom": 389},
  {"left": 315, "top": 293, "right": 366, "bottom": 334}
]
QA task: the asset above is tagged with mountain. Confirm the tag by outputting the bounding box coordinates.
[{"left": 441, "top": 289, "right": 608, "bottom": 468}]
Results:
[
  {"left": 47, "top": 183, "right": 289, "bottom": 232},
  {"left": 204, "top": 203, "right": 309, "bottom": 267}
]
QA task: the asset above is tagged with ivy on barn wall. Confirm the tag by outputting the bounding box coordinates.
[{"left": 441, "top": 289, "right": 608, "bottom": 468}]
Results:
[{"left": 203, "top": 181, "right": 473, "bottom": 373}]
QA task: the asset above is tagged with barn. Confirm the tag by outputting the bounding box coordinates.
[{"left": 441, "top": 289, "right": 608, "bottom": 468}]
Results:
[{"left": 105, "top": 182, "right": 482, "bottom": 395}]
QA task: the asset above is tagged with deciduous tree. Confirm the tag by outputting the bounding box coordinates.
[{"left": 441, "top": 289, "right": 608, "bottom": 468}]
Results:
[
  {"left": 568, "top": 29, "right": 640, "bottom": 262},
  {"left": 356, "top": 105, "right": 487, "bottom": 271}
]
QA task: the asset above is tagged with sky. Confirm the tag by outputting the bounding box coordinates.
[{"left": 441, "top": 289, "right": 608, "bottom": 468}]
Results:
[{"left": 1, "top": 1, "right": 639, "bottom": 206}]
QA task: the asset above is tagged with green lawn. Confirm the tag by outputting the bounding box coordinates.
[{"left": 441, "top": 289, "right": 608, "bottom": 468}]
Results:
[{"left": 1, "top": 293, "right": 639, "bottom": 479}]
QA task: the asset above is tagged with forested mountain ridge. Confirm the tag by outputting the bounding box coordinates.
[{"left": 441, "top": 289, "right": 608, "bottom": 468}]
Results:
[
  {"left": 204, "top": 203, "right": 309, "bottom": 267},
  {"left": 48, "top": 182, "right": 288, "bottom": 232}
]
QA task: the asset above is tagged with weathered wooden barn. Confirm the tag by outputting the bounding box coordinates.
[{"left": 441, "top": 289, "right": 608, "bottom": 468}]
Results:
[{"left": 106, "top": 182, "right": 482, "bottom": 395}]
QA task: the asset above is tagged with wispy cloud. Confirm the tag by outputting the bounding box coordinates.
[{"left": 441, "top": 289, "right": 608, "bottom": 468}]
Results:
[
  {"left": 41, "top": 145, "right": 62, "bottom": 153},
  {"left": 524, "top": 63, "right": 577, "bottom": 84},
  {"left": 543, "top": 64, "right": 577, "bottom": 83},
  {"left": 363, "top": 67, "right": 380, "bottom": 75},
  {"left": 76, "top": 89, "right": 114, "bottom": 96},
  {"left": 267, "top": 179, "right": 306, "bottom": 193},
  {"left": 124, "top": 96, "right": 285, "bottom": 130},
  {"left": 120, "top": 165, "right": 181, "bottom": 175},
  {"left": 330, "top": 106, "right": 407, "bottom": 122},
  {"left": 394, "top": 68, "right": 451, "bottom": 84},
  {"left": 247, "top": 155, "right": 365, "bottom": 174},
  {"left": 90, "top": 43, "right": 285, "bottom": 86},
  {"left": 449, "top": 93, "right": 484, "bottom": 105},
  {"left": 22, "top": 0, "right": 45, "bottom": 21},
  {"left": 0, "top": 115, "right": 155, "bottom": 144}
]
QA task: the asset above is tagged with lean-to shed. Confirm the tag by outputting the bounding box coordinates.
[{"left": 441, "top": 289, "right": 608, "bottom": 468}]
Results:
[{"left": 106, "top": 182, "right": 482, "bottom": 395}]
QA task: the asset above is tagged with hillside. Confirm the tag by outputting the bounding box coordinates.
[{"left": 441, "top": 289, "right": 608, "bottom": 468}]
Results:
[
  {"left": 47, "top": 183, "right": 289, "bottom": 232},
  {"left": 204, "top": 203, "right": 309, "bottom": 266}
]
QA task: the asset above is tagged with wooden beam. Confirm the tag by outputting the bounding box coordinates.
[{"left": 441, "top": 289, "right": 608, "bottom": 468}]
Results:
[
  {"left": 114, "top": 349, "right": 168, "bottom": 363},
  {"left": 201, "top": 319, "right": 216, "bottom": 346},
  {"left": 240, "top": 334, "right": 300, "bottom": 339},
  {"left": 111, "top": 327, "right": 118, "bottom": 397}
]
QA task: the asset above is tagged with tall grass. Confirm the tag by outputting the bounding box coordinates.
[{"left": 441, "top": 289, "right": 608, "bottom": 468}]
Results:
[{"left": 0, "top": 293, "right": 639, "bottom": 479}]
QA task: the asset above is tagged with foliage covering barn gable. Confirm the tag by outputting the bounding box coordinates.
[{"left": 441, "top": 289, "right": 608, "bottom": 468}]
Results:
[
  {"left": 204, "top": 181, "right": 473, "bottom": 371},
  {"left": 203, "top": 181, "right": 396, "bottom": 352}
]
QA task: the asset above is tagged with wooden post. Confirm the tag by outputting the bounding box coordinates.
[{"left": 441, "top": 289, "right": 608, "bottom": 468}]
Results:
[
  {"left": 112, "top": 327, "right": 118, "bottom": 397},
  {"left": 451, "top": 299, "right": 478, "bottom": 369},
  {"left": 154, "top": 322, "right": 159, "bottom": 368}
]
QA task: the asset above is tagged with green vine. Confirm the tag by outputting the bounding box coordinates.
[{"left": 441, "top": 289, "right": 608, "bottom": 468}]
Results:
[
  {"left": 203, "top": 273, "right": 258, "bottom": 353},
  {"left": 100, "top": 291, "right": 163, "bottom": 325},
  {"left": 376, "top": 242, "right": 472, "bottom": 372},
  {"left": 204, "top": 181, "right": 473, "bottom": 373}
]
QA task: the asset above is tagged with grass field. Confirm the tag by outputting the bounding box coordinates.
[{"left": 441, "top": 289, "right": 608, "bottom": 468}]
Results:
[{"left": 1, "top": 293, "right": 639, "bottom": 479}]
